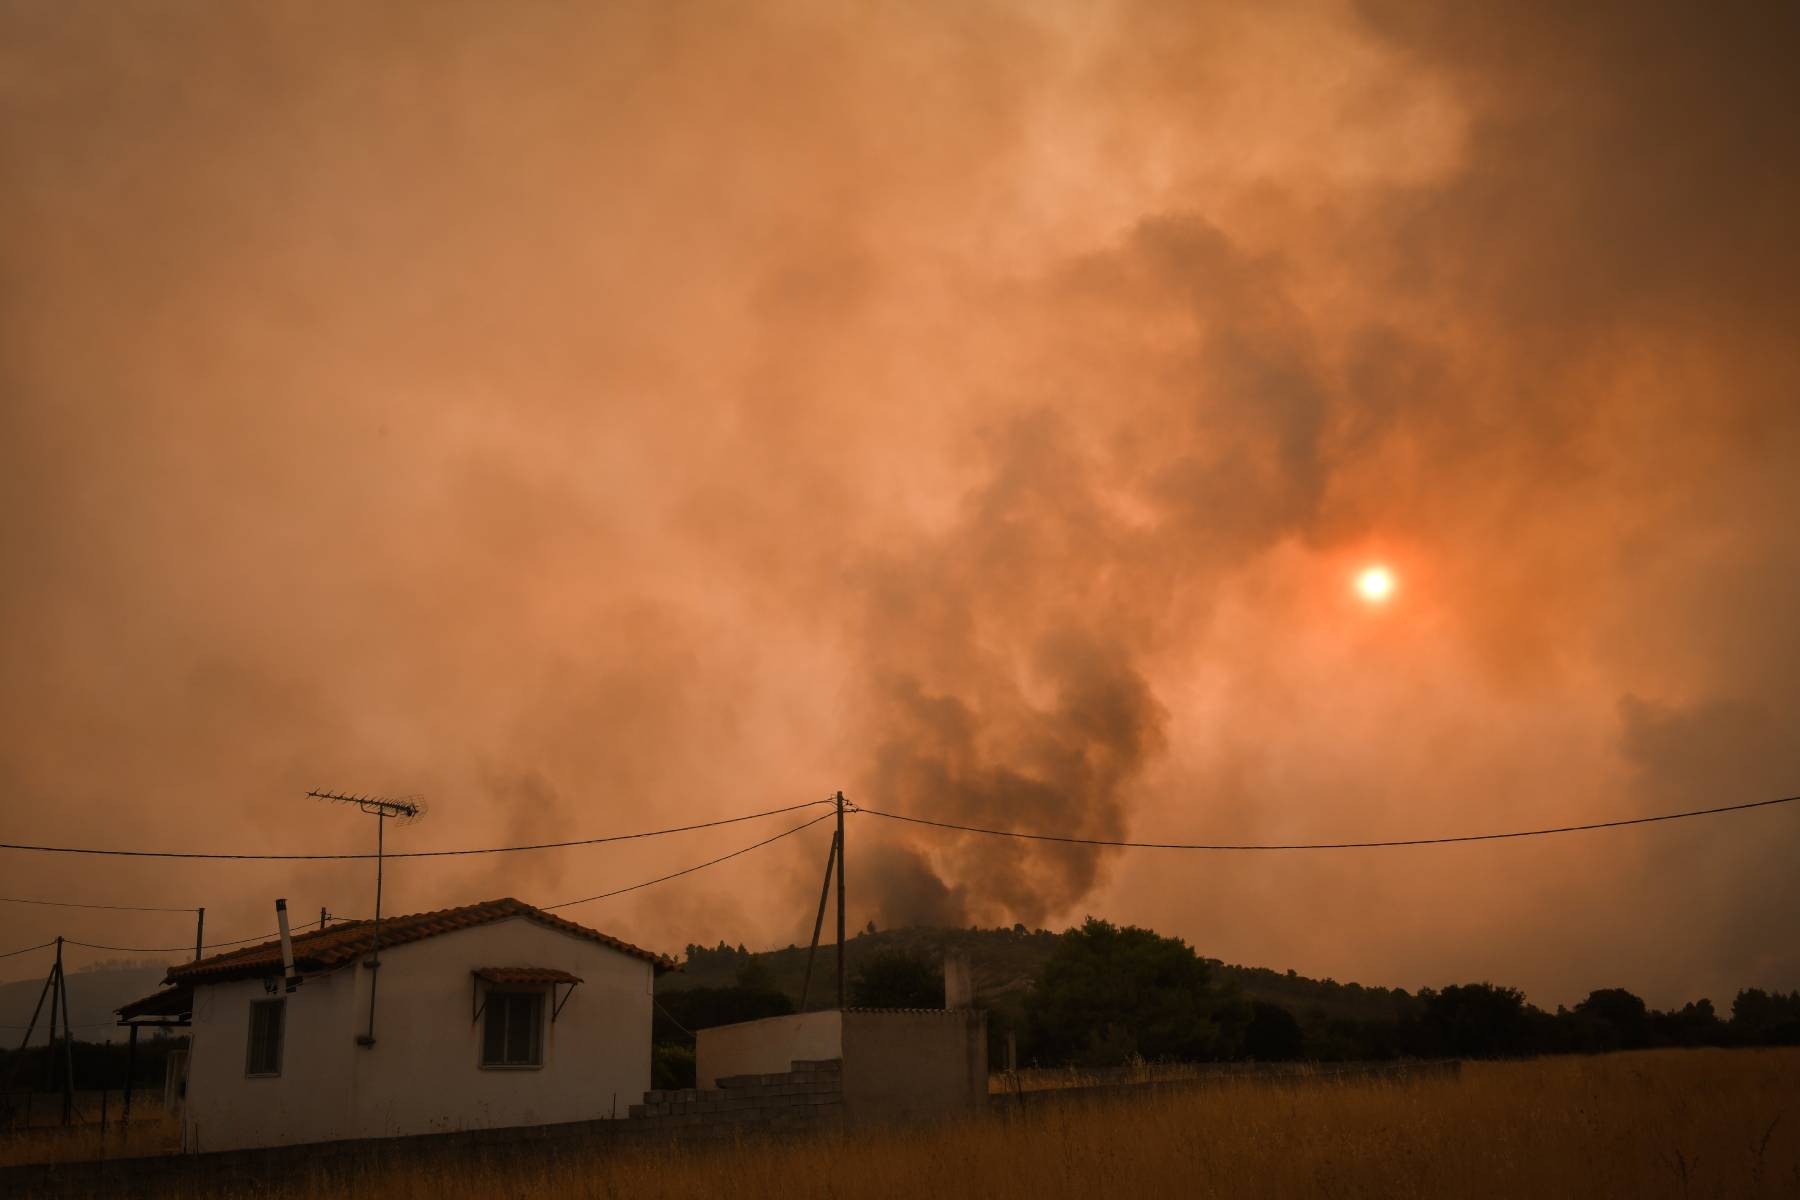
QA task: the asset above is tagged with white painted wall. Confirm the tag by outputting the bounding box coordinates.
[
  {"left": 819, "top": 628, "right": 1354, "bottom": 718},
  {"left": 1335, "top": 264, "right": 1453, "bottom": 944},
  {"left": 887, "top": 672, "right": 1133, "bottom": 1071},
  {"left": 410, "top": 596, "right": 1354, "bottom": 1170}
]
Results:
[
  {"left": 184, "top": 968, "right": 357, "bottom": 1152},
  {"left": 695, "top": 1011, "right": 842, "bottom": 1089},
  {"left": 182, "top": 917, "right": 654, "bottom": 1151}
]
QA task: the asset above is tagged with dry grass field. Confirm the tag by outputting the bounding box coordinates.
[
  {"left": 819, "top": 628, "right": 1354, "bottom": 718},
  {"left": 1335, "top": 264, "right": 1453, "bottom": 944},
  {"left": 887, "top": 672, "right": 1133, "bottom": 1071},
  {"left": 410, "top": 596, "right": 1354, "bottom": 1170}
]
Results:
[
  {"left": 0, "top": 1112, "right": 178, "bottom": 1168},
  {"left": 326, "top": 1049, "right": 1798, "bottom": 1199},
  {"left": 5, "top": 1048, "right": 1794, "bottom": 1197}
]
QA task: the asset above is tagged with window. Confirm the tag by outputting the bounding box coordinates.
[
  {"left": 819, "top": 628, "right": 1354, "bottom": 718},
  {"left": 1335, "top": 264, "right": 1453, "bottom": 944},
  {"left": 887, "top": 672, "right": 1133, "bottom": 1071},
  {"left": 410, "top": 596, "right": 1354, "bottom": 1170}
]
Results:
[
  {"left": 246, "top": 999, "right": 285, "bottom": 1077},
  {"left": 481, "top": 991, "right": 544, "bottom": 1068}
]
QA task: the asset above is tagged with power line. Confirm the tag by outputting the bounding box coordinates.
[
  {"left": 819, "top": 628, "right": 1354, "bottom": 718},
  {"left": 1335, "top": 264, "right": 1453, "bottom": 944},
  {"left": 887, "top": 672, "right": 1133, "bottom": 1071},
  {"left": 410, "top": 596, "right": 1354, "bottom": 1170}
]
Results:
[
  {"left": 0, "top": 896, "right": 195, "bottom": 914},
  {"left": 0, "top": 940, "right": 57, "bottom": 961},
  {"left": 22, "top": 813, "right": 829, "bottom": 957},
  {"left": 854, "top": 793, "right": 1800, "bottom": 850},
  {"left": 47, "top": 817, "right": 834, "bottom": 956},
  {"left": 544, "top": 811, "right": 835, "bottom": 911},
  {"left": 0, "top": 798, "right": 836, "bottom": 862},
  {"left": 64, "top": 930, "right": 283, "bottom": 955},
  {"left": 653, "top": 997, "right": 696, "bottom": 1039}
]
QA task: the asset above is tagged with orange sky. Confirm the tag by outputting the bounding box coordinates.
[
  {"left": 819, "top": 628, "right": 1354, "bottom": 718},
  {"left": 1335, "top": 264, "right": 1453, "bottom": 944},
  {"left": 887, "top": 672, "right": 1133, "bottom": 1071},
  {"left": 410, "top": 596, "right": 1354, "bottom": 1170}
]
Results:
[{"left": 3, "top": 0, "right": 1797, "bottom": 1010}]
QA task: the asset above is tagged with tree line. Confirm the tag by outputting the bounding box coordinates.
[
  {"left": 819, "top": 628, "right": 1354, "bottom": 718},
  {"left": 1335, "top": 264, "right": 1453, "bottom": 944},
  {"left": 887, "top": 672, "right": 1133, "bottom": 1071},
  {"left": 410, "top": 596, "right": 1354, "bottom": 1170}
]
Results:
[{"left": 653, "top": 917, "right": 1800, "bottom": 1082}]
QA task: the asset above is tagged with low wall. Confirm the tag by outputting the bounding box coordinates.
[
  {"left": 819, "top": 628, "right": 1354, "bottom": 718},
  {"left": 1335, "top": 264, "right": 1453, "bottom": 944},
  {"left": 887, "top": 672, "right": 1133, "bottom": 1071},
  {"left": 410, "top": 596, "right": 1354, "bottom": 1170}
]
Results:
[
  {"left": 988, "top": 1058, "right": 1464, "bottom": 1115},
  {"left": 3, "top": 1057, "right": 1465, "bottom": 1198},
  {"left": 695, "top": 1011, "right": 841, "bottom": 1090},
  {"left": 841, "top": 1009, "right": 986, "bottom": 1126}
]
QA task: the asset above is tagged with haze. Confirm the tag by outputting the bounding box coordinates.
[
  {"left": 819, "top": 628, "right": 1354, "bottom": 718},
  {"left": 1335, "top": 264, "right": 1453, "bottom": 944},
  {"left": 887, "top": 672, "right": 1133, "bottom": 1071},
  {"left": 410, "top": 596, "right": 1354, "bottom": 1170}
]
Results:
[{"left": 3, "top": 0, "right": 1796, "bottom": 1012}]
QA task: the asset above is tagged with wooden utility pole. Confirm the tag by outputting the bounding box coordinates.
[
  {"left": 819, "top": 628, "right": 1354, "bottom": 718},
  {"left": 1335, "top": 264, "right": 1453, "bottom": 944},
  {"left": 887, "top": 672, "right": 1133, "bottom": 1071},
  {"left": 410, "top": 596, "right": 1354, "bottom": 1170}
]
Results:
[
  {"left": 122, "top": 1024, "right": 139, "bottom": 1132},
  {"left": 193, "top": 908, "right": 204, "bottom": 961},
  {"left": 55, "top": 937, "right": 74, "bottom": 1125},
  {"left": 835, "top": 791, "right": 847, "bottom": 1010},
  {"left": 799, "top": 831, "right": 839, "bottom": 1010}
]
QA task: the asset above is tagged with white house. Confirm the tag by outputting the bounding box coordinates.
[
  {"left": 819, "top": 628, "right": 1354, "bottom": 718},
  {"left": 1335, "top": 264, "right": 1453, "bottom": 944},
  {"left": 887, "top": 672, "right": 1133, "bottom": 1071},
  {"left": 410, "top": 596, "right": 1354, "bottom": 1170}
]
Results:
[{"left": 118, "top": 897, "right": 676, "bottom": 1153}]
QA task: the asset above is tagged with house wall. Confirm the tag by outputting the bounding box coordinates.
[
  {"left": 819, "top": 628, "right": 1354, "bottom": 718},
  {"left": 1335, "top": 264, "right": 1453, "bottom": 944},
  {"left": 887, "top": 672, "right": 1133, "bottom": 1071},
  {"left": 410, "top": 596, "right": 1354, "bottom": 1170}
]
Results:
[
  {"left": 694, "top": 1011, "right": 842, "bottom": 1089},
  {"left": 183, "top": 968, "right": 358, "bottom": 1152},
  {"left": 184, "top": 918, "right": 654, "bottom": 1151},
  {"left": 840, "top": 1009, "right": 986, "bottom": 1126}
]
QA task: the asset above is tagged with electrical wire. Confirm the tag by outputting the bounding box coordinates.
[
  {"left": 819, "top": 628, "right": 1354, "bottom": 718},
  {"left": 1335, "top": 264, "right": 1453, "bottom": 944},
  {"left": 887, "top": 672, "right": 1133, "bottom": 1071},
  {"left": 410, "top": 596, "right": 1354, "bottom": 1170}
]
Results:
[
  {"left": 0, "top": 896, "right": 195, "bottom": 914},
  {"left": 44, "top": 817, "right": 835, "bottom": 956},
  {"left": 853, "top": 792, "right": 1800, "bottom": 850},
  {"left": 653, "top": 997, "right": 697, "bottom": 1039},
  {"left": 544, "top": 811, "right": 835, "bottom": 911},
  {"left": 65, "top": 930, "right": 281, "bottom": 955},
  {"left": 0, "top": 940, "right": 57, "bottom": 961},
  {"left": 0, "top": 798, "right": 836, "bottom": 862}
]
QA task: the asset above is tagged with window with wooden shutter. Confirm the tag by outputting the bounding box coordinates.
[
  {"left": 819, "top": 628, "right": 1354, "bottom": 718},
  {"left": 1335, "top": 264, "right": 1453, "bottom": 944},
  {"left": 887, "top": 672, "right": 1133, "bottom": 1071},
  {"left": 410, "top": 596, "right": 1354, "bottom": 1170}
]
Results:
[
  {"left": 480, "top": 991, "right": 544, "bottom": 1067},
  {"left": 245, "top": 998, "right": 285, "bottom": 1076}
]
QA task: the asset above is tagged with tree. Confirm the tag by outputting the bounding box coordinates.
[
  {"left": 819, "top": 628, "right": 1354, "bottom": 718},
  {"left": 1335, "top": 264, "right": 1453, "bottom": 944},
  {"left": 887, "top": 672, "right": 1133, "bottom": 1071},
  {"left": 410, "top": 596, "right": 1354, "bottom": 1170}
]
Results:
[
  {"left": 1649, "top": 998, "right": 1723, "bottom": 1047},
  {"left": 1024, "top": 917, "right": 1241, "bottom": 1066},
  {"left": 1572, "top": 988, "right": 1650, "bottom": 1050},
  {"left": 1731, "top": 989, "right": 1800, "bottom": 1044},
  {"left": 850, "top": 950, "right": 944, "bottom": 1008},
  {"left": 1243, "top": 1001, "right": 1304, "bottom": 1061},
  {"left": 735, "top": 955, "right": 777, "bottom": 993},
  {"left": 1419, "top": 983, "right": 1533, "bottom": 1057}
]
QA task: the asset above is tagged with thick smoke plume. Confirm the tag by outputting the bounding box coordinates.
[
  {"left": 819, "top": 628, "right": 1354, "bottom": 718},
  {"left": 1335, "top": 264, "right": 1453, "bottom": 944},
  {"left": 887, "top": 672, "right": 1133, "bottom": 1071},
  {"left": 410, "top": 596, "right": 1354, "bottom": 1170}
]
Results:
[{"left": 3, "top": 0, "right": 1798, "bottom": 1007}]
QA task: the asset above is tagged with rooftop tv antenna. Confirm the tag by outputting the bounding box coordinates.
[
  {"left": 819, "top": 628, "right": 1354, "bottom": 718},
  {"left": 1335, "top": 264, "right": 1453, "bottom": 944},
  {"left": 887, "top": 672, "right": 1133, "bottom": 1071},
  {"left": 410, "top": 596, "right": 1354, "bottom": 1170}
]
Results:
[{"left": 307, "top": 789, "right": 426, "bottom": 1047}]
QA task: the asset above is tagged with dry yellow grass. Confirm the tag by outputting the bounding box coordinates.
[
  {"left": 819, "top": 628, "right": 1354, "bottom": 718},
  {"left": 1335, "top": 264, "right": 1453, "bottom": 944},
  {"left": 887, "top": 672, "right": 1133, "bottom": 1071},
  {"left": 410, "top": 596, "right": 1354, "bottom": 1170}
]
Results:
[
  {"left": 0, "top": 1111, "right": 179, "bottom": 1167},
  {"left": 315, "top": 1049, "right": 1794, "bottom": 1200},
  {"left": 7, "top": 1049, "right": 1794, "bottom": 1196}
]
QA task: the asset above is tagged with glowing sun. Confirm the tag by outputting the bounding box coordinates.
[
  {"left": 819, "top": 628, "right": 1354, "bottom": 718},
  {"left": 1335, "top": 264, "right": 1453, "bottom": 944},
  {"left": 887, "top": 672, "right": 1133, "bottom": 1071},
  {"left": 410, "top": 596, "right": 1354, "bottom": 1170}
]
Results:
[{"left": 1356, "top": 565, "right": 1396, "bottom": 603}]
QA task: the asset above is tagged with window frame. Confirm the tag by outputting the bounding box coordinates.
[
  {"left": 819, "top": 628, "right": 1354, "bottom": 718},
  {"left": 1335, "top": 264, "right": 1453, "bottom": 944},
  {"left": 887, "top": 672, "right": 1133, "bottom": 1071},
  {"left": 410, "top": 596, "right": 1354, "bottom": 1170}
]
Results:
[
  {"left": 244, "top": 997, "right": 286, "bottom": 1078},
  {"left": 479, "top": 988, "right": 547, "bottom": 1070}
]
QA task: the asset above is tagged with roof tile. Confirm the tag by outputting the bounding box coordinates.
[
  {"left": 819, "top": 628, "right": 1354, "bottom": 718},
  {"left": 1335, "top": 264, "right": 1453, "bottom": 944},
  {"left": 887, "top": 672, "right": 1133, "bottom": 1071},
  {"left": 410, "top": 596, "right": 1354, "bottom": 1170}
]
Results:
[{"left": 164, "top": 898, "right": 676, "bottom": 986}]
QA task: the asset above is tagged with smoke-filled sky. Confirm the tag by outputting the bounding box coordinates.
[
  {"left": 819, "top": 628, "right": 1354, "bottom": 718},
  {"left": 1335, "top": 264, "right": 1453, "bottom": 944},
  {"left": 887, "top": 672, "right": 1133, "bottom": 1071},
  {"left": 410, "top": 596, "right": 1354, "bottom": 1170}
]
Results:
[{"left": 3, "top": 1, "right": 1797, "bottom": 1010}]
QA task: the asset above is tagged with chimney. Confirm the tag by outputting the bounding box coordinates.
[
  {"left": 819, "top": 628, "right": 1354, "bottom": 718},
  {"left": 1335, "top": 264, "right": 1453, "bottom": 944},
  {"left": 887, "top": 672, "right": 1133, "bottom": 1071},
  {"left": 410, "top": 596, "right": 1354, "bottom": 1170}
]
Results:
[
  {"left": 275, "top": 899, "right": 299, "bottom": 993},
  {"left": 944, "top": 949, "right": 972, "bottom": 1009}
]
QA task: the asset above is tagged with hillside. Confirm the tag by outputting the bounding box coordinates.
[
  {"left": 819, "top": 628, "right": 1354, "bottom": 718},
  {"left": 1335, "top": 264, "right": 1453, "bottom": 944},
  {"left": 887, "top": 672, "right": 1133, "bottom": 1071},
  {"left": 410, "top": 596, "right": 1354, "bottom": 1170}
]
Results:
[
  {"left": 658, "top": 925, "right": 1418, "bottom": 1025},
  {"left": 0, "top": 961, "right": 170, "bottom": 1046}
]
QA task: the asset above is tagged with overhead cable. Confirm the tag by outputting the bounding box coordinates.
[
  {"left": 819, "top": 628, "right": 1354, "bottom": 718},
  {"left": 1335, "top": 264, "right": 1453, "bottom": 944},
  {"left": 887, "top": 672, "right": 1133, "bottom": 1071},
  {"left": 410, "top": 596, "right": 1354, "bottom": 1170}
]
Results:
[
  {"left": 65, "top": 930, "right": 281, "bottom": 955},
  {"left": 0, "top": 798, "right": 836, "bottom": 862},
  {"left": 853, "top": 793, "right": 1800, "bottom": 850},
  {"left": 0, "top": 896, "right": 195, "bottom": 914},
  {"left": 544, "top": 811, "right": 835, "bottom": 911},
  {"left": 0, "top": 940, "right": 57, "bottom": 961}
]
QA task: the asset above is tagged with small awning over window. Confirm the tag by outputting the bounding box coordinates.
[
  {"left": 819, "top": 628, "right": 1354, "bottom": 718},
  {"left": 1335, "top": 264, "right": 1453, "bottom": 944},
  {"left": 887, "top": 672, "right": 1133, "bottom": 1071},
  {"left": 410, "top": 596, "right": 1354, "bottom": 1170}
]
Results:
[{"left": 472, "top": 967, "right": 583, "bottom": 986}]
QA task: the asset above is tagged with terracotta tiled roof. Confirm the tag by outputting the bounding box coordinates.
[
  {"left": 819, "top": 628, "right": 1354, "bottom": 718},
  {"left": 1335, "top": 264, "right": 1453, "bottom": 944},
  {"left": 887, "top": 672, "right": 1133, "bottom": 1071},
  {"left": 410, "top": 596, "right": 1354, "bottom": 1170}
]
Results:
[
  {"left": 118, "top": 984, "right": 195, "bottom": 1022},
  {"left": 473, "top": 966, "right": 582, "bottom": 985},
  {"left": 163, "top": 898, "right": 677, "bottom": 986}
]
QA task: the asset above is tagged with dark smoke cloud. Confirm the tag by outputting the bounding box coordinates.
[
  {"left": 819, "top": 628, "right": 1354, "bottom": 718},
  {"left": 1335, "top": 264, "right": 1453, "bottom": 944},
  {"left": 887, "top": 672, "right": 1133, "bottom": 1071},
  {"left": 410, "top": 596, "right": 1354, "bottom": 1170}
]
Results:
[{"left": 3, "top": 0, "right": 1797, "bottom": 1009}]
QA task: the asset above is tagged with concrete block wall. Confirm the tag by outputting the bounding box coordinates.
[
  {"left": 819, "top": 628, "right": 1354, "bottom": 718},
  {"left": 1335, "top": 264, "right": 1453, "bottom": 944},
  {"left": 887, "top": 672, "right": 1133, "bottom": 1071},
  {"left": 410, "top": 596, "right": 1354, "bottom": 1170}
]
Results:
[{"left": 626, "top": 1058, "right": 843, "bottom": 1138}]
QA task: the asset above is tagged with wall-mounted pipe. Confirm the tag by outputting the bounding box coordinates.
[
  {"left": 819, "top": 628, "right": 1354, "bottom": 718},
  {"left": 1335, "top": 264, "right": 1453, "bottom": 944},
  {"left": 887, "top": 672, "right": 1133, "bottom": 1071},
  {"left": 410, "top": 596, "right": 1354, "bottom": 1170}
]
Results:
[{"left": 275, "top": 898, "right": 299, "bottom": 993}]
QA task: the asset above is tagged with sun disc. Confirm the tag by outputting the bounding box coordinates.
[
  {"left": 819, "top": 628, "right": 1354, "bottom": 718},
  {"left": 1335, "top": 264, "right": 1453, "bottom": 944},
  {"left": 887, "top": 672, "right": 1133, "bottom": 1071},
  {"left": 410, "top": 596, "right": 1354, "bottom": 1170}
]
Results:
[{"left": 1356, "top": 565, "right": 1395, "bottom": 603}]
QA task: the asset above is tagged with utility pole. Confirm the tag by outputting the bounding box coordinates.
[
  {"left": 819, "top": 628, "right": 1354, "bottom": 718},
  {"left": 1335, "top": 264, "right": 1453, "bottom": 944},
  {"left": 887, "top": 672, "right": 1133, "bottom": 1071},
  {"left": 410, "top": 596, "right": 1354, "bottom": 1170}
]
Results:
[
  {"left": 54, "top": 937, "right": 74, "bottom": 1125},
  {"left": 368, "top": 812, "right": 384, "bottom": 1042},
  {"left": 835, "top": 791, "right": 847, "bottom": 1010},
  {"left": 43, "top": 943, "right": 59, "bottom": 1093},
  {"left": 194, "top": 908, "right": 204, "bottom": 961},
  {"left": 4, "top": 954, "right": 54, "bottom": 1090},
  {"left": 799, "top": 831, "right": 839, "bottom": 1010}
]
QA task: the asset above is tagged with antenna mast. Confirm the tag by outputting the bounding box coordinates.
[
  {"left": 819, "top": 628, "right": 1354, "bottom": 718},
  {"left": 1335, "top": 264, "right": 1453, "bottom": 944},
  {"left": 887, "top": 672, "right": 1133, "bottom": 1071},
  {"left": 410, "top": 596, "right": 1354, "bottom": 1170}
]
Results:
[{"left": 307, "top": 789, "right": 424, "bottom": 1048}]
